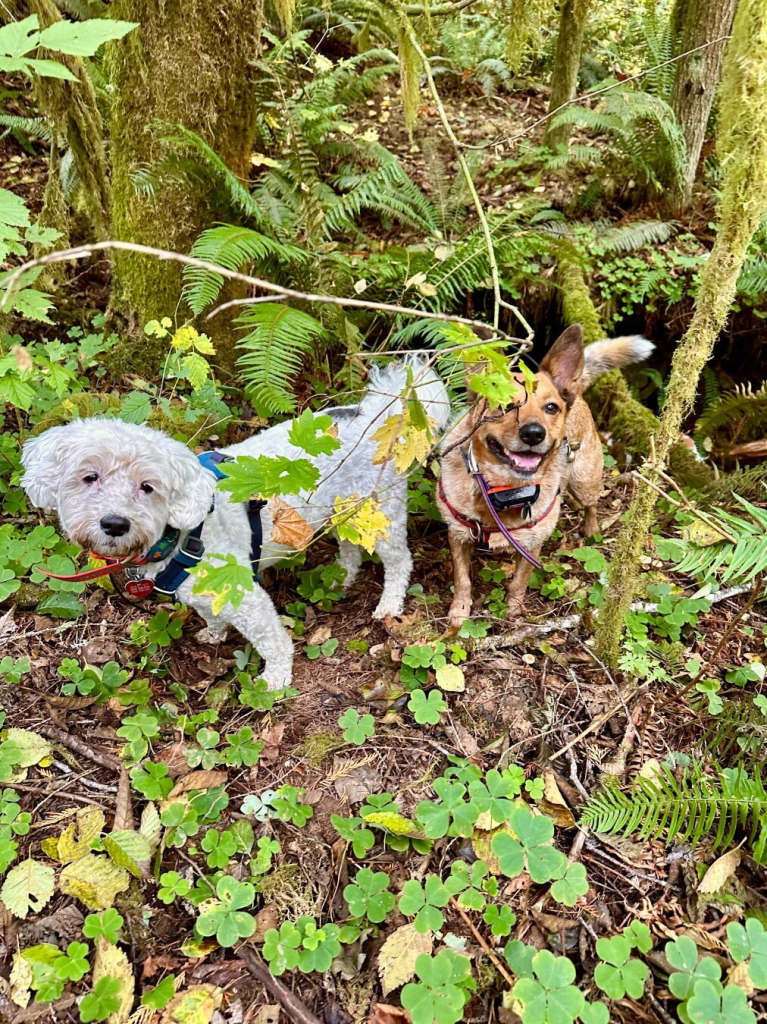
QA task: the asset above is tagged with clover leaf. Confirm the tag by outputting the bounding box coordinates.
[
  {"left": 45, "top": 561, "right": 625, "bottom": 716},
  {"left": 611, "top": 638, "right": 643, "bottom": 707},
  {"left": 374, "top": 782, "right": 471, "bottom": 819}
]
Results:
[
  {"left": 727, "top": 917, "right": 767, "bottom": 988},
  {"left": 195, "top": 876, "right": 256, "bottom": 947},
  {"left": 399, "top": 875, "right": 451, "bottom": 933},
  {"left": 447, "top": 860, "right": 488, "bottom": 911},
  {"left": 666, "top": 935, "right": 722, "bottom": 1002},
  {"left": 491, "top": 804, "right": 567, "bottom": 882},
  {"left": 338, "top": 708, "right": 375, "bottom": 745},
  {"left": 686, "top": 979, "right": 756, "bottom": 1024},
  {"left": 416, "top": 778, "right": 479, "bottom": 839},
  {"left": 594, "top": 935, "right": 648, "bottom": 1000},
  {"left": 401, "top": 951, "right": 472, "bottom": 1024},
  {"left": 469, "top": 769, "right": 518, "bottom": 824},
  {"left": 157, "top": 870, "right": 192, "bottom": 905},
  {"left": 624, "top": 920, "right": 653, "bottom": 953},
  {"left": 331, "top": 815, "right": 375, "bottom": 858},
  {"left": 53, "top": 941, "right": 90, "bottom": 982},
  {"left": 549, "top": 861, "right": 589, "bottom": 907},
  {"left": 343, "top": 868, "right": 395, "bottom": 923},
  {"left": 484, "top": 903, "right": 516, "bottom": 937},
  {"left": 262, "top": 921, "right": 302, "bottom": 976},
  {"left": 510, "top": 949, "right": 585, "bottom": 1024},
  {"left": 200, "top": 828, "right": 238, "bottom": 869},
  {"left": 82, "top": 909, "right": 124, "bottom": 945},
  {"left": 130, "top": 761, "right": 173, "bottom": 800},
  {"left": 272, "top": 785, "right": 313, "bottom": 827},
  {"left": 79, "top": 977, "right": 122, "bottom": 1022},
  {"left": 296, "top": 916, "right": 342, "bottom": 973},
  {"left": 408, "top": 689, "right": 447, "bottom": 725}
]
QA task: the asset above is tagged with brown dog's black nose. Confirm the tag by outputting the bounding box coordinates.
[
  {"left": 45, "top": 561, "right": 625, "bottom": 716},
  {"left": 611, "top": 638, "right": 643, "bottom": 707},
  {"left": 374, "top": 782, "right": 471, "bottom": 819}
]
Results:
[
  {"left": 519, "top": 421, "right": 546, "bottom": 446},
  {"left": 100, "top": 515, "right": 131, "bottom": 537}
]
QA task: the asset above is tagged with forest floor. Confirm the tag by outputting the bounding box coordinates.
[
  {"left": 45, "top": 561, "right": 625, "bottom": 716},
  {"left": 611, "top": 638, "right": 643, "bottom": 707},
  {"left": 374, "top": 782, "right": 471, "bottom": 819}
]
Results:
[{"left": 1, "top": 74, "right": 765, "bottom": 1024}]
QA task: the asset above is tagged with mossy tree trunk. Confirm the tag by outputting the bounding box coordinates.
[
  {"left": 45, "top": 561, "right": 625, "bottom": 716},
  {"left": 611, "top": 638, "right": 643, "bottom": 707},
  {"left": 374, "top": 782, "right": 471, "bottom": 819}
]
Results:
[
  {"left": 594, "top": 0, "right": 767, "bottom": 669},
  {"left": 106, "top": 0, "right": 262, "bottom": 357},
  {"left": 2, "top": 0, "right": 109, "bottom": 240},
  {"left": 667, "top": 0, "right": 738, "bottom": 214},
  {"left": 544, "top": 0, "right": 592, "bottom": 149},
  {"left": 558, "top": 259, "right": 712, "bottom": 489}
]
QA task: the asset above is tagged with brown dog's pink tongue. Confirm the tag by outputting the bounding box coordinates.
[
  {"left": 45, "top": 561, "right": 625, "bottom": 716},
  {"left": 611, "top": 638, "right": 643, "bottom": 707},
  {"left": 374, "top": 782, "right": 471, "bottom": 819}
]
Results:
[{"left": 511, "top": 452, "right": 541, "bottom": 470}]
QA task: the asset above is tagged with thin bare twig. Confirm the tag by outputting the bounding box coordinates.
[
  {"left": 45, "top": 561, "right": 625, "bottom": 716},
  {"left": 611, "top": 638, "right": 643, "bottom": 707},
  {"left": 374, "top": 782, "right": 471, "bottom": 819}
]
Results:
[
  {"left": 237, "top": 947, "right": 324, "bottom": 1024},
  {"left": 0, "top": 239, "right": 526, "bottom": 345},
  {"left": 39, "top": 723, "right": 122, "bottom": 772},
  {"left": 449, "top": 896, "right": 516, "bottom": 987}
]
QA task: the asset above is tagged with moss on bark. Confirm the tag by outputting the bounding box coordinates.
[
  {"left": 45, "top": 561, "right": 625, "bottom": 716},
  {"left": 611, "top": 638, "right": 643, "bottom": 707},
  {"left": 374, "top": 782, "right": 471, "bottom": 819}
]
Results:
[
  {"left": 545, "top": 0, "right": 592, "bottom": 149},
  {"left": 105, "top": 0, "right": 262, "bottom": 366},
  {"left": 3, "top": 0, "right": 110, "bottom": 240},
  {"left": 595, "top": 0, "right": 767, "bottom": 668}
]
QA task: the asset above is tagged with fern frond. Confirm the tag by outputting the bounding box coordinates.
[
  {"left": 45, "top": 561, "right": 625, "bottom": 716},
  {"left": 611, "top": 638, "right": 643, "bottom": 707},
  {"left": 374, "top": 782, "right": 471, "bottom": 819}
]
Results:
[
  {"left": 702, "top": 697, "right": 767, "bottom": 765},
  {"left": 183, "top": 226, "right": 307, "bottom": 315},
  {"left": 581, "top": 763, "right": 767, "bottom": 850},
  {"left": 0, "top": 114, "right": 53, "bottom": 144},
  {"left": 325, "top": 160, "right": 436, "bottom": 234},
  {"left": 737, "top": 256, "right": 767, "bottom": 302},
  {"left": 595, "top": 219, "right": 678, "bottom": 254},
  {"left": 235, "top": 303, "right": 329, "bottom": 415},
  {"left": 160, "top": 123, "right": 270, "bottom": 229},
  {"left": 695, "top": 381, "right": 767, "bottom": 440},
  {"left": 660, "top": 494, "right": 767, "bottom": 587}
]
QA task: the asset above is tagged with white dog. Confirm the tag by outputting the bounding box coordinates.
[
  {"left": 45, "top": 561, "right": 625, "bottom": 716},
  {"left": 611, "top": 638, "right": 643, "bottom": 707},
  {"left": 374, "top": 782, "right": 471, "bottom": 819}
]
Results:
[{"left": 21, "top": 360, "right": 450, "bottom": 689}]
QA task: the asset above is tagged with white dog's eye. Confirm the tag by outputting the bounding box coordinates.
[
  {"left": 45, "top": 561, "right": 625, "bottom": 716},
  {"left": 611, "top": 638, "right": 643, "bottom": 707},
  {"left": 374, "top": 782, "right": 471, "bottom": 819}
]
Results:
[
  {"left": 140, "top": 482, "right": 154, "bottom": 494},
  {"left": 83, "top": 473, "right": 98, "bottom": 484}
]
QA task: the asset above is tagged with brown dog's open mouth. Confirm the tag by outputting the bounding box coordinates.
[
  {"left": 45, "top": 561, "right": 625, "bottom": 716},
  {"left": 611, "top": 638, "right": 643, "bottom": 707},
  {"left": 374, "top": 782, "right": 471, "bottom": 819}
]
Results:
[{"left": 507, "top": 450, "right": 544, "bottom": 474}]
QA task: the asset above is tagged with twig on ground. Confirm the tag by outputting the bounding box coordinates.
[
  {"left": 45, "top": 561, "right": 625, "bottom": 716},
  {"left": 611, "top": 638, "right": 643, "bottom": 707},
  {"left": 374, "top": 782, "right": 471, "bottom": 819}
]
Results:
[
  {"left": 237, "top": 947, "right": 324, "bottom": 1024},
  {"left": 449, "top": 896, "right": 516, "bottom": 988},
  {"left": 547, "top": 683, "right": 652, "bottom": 763},
  {"left": 11, "top": 782, "right": 108, "bottom": 809},
  {"left": 40, "top": 724, "right": 122, "bottom": 772}
]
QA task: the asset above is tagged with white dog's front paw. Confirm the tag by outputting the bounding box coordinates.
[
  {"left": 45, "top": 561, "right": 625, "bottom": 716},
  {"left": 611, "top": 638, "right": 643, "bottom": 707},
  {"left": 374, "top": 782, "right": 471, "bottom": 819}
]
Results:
[
  {"left": 196, "top": 625, "right": 229, "bottom": 644},
  {"left": 372, "top": 597, "right": 404, "bottom": 620},
  {"left": 261, "top": 662, "right": 293, "bottom": 691}
]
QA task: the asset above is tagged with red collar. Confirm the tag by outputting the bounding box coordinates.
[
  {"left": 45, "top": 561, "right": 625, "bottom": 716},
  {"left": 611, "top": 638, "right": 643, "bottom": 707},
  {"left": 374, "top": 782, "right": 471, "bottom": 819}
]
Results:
[{"left": 437, "top": 478, "right": 559, "bottom": 545}]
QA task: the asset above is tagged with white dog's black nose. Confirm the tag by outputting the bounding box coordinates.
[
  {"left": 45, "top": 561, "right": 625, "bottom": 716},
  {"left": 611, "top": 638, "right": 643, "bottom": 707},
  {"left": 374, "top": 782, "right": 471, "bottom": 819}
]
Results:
[
  {"left": 100, "top": 515, "right": 131, "bottom": 537},
  {"left": 519, "top": 421, "right": 546, "bottom": 446}
]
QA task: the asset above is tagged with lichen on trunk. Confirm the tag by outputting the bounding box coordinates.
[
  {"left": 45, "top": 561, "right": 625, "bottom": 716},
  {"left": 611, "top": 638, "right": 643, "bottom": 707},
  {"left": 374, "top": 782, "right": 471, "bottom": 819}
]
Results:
[
  {"left": 595, "top": 0, "right": 767, "bottom": 668},
  {"left": 105, "top": 0, "right": 262, "bottom": 366}
]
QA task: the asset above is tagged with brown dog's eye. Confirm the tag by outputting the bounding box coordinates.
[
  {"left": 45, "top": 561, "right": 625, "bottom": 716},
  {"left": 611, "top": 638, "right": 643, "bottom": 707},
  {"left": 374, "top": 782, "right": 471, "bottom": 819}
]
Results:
[
  {"left": 544, "top": 402, "right": 559, "bottom": 415},
  {"left": 83, "top": 473, "right": 98, "bottom": 484},
  {"left": 140, "top": 482, "right": 154, "bottom": 494}
]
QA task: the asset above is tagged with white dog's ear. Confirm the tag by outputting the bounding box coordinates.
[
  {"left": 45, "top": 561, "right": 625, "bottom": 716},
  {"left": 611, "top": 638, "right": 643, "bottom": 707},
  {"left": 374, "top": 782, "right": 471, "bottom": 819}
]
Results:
[
  {"left": 22, "top": 427, "right": 68, "bottom": 509},
  {"left": 166, "top": 447, "right": 217, "bottom": 531}
]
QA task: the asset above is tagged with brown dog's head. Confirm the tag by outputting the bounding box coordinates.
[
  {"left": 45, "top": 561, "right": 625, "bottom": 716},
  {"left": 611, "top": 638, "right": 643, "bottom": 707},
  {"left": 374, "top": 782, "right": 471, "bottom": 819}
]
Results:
[{"left": 468, "top": 324, "right": 585, "bottom": 481}]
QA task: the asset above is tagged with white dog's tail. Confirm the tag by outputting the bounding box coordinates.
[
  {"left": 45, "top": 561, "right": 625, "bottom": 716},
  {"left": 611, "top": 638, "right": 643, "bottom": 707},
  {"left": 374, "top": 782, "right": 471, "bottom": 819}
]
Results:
[
  {"left": 581, "top": 335, "right": 655, "bottom": 387},
  {"left": 361, "top": 357, "right": 451, "bottom": 431}
]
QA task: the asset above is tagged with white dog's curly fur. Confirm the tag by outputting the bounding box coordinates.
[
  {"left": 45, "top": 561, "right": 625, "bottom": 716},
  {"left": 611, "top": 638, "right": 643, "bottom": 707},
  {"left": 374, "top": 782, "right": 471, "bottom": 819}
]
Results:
[{"left": 21, "top": 360, "right": 450, "bottom": 689}]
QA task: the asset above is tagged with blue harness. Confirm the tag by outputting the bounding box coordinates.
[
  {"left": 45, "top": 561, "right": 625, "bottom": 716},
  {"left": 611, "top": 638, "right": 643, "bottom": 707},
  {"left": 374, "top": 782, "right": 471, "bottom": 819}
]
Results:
[{"left": 128, "top": 452, "right": 267, "bottom": 601}]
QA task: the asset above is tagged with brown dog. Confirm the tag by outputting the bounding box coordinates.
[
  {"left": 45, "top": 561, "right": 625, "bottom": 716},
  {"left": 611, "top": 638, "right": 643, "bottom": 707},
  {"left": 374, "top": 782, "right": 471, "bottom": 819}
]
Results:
[{"left": 437, "top": 325, "right": 654, "bottom": 626}]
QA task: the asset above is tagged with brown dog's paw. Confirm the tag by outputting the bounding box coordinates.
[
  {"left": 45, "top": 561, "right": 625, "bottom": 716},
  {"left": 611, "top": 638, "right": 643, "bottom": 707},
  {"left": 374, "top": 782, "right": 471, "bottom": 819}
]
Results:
[
  {"left": 447, "top": 600, "right": 472, "bottom": 630},
  {"left": 506, "top": 597, "right": 526, "bottom": 621}
]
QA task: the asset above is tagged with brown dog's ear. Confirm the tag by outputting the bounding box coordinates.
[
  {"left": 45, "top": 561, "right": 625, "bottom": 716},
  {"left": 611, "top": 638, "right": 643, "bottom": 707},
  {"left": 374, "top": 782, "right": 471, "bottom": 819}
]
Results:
[{"left": 539, "top": 324, "right": 585, "bottom": 404}]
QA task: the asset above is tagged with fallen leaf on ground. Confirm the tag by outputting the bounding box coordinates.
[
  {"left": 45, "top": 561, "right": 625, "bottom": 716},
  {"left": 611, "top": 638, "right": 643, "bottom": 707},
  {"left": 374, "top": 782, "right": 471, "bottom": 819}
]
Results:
[
  {"left": 698, "top": 847, "right": 742, "bottom": 894},
  {"left": 378, "top": 923, "right": 432, "bottom": 995},
  {"left": 168, "top": 772, "right": 228, "bottom": 798}
]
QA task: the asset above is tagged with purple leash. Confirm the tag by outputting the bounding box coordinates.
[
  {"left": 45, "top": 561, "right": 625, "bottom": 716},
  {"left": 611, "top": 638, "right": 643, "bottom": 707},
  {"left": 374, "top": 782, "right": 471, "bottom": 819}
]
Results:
[{"left": 474, "top": 471, "right": 543, "bottom": 570}]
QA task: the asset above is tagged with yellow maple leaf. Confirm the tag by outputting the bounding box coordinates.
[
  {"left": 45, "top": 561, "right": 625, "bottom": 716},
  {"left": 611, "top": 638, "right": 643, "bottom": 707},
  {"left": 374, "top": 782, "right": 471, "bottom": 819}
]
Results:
[
  {"left": 332, "top": 495, "right": 391, "bottom": 554},
  {"left": 371, "top": 409, "right": 436, "bottom": 474}
]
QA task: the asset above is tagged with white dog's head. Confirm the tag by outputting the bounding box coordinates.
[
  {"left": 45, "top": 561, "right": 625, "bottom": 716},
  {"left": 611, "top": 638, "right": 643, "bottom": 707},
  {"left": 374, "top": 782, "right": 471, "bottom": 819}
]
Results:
[{"left": 21, "top": 419, "right": 217, "bottom": 557}]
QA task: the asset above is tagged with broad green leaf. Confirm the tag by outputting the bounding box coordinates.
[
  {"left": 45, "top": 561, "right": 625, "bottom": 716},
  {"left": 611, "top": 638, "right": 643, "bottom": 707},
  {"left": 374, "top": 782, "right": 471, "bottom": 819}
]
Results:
[
  {"left": 37, "top": 18, "right": 138, "bottom": 56},
  {"left": 190, "top": 553, "right": 255, "bottom": 615},
  {"left": 218, "top": 454, "right": 319, "bottom": 501},
  {"left": 288, "top": 409, "right": 341, "bottom": 456}
]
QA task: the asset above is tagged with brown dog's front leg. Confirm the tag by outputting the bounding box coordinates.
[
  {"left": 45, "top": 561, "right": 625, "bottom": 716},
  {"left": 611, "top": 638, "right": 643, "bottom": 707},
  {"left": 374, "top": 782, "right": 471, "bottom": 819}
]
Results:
[
  {"left": 583, "top": 505, "right": 599, "bottom": 538},
  {"left": 447, "top": 530, "right": 474, "bottom": 628},
  {"left": 506, "top": 548, "right": 541, "bottom": 619}
]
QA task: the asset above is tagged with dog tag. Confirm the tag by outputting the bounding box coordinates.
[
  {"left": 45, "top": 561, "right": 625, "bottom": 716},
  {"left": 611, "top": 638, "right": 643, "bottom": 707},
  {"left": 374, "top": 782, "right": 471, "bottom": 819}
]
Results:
[{"left": 126, "top": 579, "right": 155, "bottom": 599}]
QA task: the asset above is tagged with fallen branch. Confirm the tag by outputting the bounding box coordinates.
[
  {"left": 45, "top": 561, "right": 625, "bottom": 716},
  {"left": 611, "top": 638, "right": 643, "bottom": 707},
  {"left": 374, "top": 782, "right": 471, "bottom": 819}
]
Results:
[
  {"left": 237, "top": 947, "right": 324, "bottom": 1024},
  {"left": 0, "top": 240, "right": 526, "bottom": 346},
  {"left": 39, "top": 723, "right": 122, "bottom": 773}
]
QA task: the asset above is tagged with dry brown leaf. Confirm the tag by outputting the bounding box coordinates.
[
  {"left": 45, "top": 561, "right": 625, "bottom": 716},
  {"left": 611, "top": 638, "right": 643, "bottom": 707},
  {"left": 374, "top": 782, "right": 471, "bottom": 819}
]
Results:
[
  {"left": 253, "top": 1006, "right": 280, "bottom": 1024},
  {"left": 259, "top": 722, "right": 285, "bottom": 763},
  {"left": 378, "top": 923, "right": 432, "bottom": 996},
  {"left": 168, "top": 771, "right": 228, "bottom": 798},
  {"left": 698, "top": 846, "right": 742, "bottom": 894},
  {"left": 269, "top": 496, "right": 314, "bottom": 550},
  {"left": 113, "top": 769, "right": 133, "bottom": 832},
  {"left": 11, "top": 345, "right": 32, "bottom": 373},
  {"left": 94, "top": 936, "right": 134, "bottom": 1024},
  {"left": 44, "top": 694, "right": 99, "bottom": 710},
  {"left": 538, "top": 770, "right": 575, "bottom": 828},
  {"left": 727, "top": 959, "right": 755, "bottom": 995},
  {"left": 162, "top": 984, "right": 223, "bottom": 1024},
  {"left": 368, "top": 1005, "right": 409, "bottom": 1024},
  {"left": 254, "top": 904, "right": 280, "bottom": 942}
]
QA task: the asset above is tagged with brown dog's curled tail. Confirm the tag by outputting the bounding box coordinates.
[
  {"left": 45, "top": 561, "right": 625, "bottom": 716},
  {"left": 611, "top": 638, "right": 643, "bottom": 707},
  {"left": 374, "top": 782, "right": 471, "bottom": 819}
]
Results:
[{"left": 580, "top": 335, "right": 655, "bottom": 387}]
